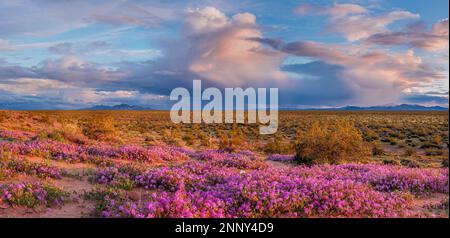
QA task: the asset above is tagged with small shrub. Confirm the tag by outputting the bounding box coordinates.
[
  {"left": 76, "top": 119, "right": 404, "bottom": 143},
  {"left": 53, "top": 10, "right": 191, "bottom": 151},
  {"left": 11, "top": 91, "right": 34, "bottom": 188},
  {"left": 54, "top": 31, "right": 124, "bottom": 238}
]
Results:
[
  {"left": 0, "top": 149, "right": 12, "bottom": 161},
  {"left": 82, "top": 116, "right": 117, "bottom": 141},
  {"left": 389, "top": 138, "right": 398, "bottom": 145},
  {"left": 400, "top": 159, "right": 421, "bottom": 168},
  {"left": 162, "top": 129, "right": 184, "bottom": 146},
  {"left": 60, "top": 121, "right": 87, "bottom": 144},
  {"left": 218, "top": 128, "right": 246, "bottom": 152},
  {"left": 182, "top": 133, "right": 196, "bottom": 146},
  {"left": 112, "top": 177, "right": 135, "bottom": 190},
  {"left": 442, "top": 159, "right": 449, "bottom": 168},
  {"left": 263, "top": 134, "right": 291, "bottom": 154},
  {"left": 144, "top": 135, "right": 157, "bottom": 145},
  {"left": 197, "top": 131, "right": 212, "bottom": 147},
  {"left": 363, "top": 129, "right": 379, "bottom": 142},
  {"left": 421, "top": 142, "right": 442, "bottom": 149},
  {"left": 372, "top": 143, "right": 385, "bottom": 156},
  {"left": 404, "top": 148, "right": 416, "bottom": 157},
  {"left": 39, "top": 130, "right": 66, "bottom": 142},
  {"left": 383, "top": 159, "right": 401, "bottom": 166},
  {"left": 425, "top": 148, "right": 444, "bottom": 156},
  {"left": 430, "top": 135, "right": 443, "bottom": 146},
  {"left": 398, "top": 142, "right": 407, "bottom": 148}
]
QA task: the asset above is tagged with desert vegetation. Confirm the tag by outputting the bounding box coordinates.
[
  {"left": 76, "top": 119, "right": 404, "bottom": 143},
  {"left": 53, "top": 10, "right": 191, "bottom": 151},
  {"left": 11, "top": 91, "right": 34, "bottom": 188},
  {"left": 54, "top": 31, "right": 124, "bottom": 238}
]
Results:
[{"left": 0, "top": 110, "right": 448, "bottom": 217}]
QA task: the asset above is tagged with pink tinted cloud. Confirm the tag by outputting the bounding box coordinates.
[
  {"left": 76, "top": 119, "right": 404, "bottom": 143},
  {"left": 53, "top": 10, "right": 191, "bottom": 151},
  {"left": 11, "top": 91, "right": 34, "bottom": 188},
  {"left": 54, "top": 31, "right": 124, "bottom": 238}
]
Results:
[
  {"left": 296, "top": 3, "right": 419, "bottom": 41},
  {"left": 296, "top": 3, "right": 367, "bottom": 17},
  {"left": 255, "top": 38, "right": 446, "bottom": 105},
  {"left": 181, "top": 7, "right": 287, "bottom": 87},
  {"left": 365, "top": 18, "right": 449, "bottom": 52}
]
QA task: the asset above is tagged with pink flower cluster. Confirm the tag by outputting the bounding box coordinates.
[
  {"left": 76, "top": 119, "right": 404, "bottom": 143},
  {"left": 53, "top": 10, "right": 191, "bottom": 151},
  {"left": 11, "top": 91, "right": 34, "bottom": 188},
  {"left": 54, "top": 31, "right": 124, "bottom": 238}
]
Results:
[
  {"left": 0, "top": 140, "right": 83, "bottom": 162},
  {"left": 1, "top": 182, "right": 67, "bottom": 208},
  {"left": 0, "top": 158, "right": 62, "bottom": 179},
  {"left": 191, "top": 150, "right": 267, "bottom": 170},
  {"left": 0, "top": 140, "right": 189, "bottom": 163},
  {"left": 289, "top": 164, "right": 449, "bottom": 195},
  {"left": 93, "top": 158, "right": 448, "bottom": 218},
  {"left": 1, "top": 131, "right": 448, "bottom": 218},
  {"left": 0, "top": 129, "right": 35, "bottom": 141}
]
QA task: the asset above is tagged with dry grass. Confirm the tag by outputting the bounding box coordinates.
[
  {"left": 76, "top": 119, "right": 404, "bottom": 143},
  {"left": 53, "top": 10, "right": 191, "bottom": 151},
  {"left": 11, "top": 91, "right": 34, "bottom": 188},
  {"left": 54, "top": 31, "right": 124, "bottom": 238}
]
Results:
[{"left": 0, "top": 110, "right": 448, "bottom": 166}]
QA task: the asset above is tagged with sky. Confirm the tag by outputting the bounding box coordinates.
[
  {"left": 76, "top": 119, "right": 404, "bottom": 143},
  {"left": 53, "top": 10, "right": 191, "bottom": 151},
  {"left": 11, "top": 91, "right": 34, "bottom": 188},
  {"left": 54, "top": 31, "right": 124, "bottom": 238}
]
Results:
[{"left": 0, "top": 0, "right": 448, "bottom": 109}]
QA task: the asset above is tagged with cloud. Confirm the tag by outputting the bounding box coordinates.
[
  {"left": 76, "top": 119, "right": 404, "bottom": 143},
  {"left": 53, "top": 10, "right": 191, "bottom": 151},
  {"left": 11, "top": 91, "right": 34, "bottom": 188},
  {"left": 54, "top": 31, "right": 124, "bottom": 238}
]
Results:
[
  {"left": 185, "top": 6, "right": 230, "bottom": 33},
  {"left": 0, "top": 0, "right": 91, "bottom": 37},
  {"left": 0, "top": 53, "right": 175, "bottom": 109},
  {"left": 0, "top": 62, "right": 39, "bottom": 80},
  {"left": 48, "top": 41, "right": 162, "bottom": 60},
  {"left": 0, "top": 3, "right": 448, "bottom": 109},
  {"left": 181, "top": 7, "right": 288, "bottom": 87},
  {"left": 86, "top": 2, "right": 175, "bottom": 28},
  {"left": 0, "top": 77, "right": 72, "bottom": 96},
  {"left": 180, "top": 6, "right": 445, "bottom": 107},
  {"left": 296, "top": 3, "right": 367, "bottom": 17},
  {"left": 0, "top": 55, "right": 129, "bottom": 93},
  {"left": 365, "top": 19, "right": 449, "bottom": 51},
  {"left": 0, "top": 6, "right": 287, "bottom": 107},
  {"left": 0, "top": 0, "right": 180, "bottom": 37},
  {"left": 0, "top": 39, "right": 14, "bottom": 51},
  {"left": 254, "top": 38, "right": 447, "bottom": 106},
  {"left": 38, "top": 56, "right": 128, "bottom": 85},
  {"left": 296, "top": 3, "right": 419, "bottom": 41},
  {"left": 280, "top": 61, "right": 355, "bottom": 106},
  {"left": 402, "top": 93, "right": 449, "bottom": 106},
  {"left": 0, "top": 75, "right": 167, "bottom": 109},
  {"left": 114, "top": 6, "right": 288, "bottom": 93},
  {"left": 48, "top": 41, "right": 110, "bottom": 55}
]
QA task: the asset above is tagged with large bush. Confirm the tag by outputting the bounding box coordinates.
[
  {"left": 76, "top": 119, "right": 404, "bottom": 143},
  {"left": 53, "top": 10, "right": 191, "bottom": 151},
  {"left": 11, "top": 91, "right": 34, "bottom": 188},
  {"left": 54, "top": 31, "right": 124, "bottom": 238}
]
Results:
[{"left": 294, "top": 121, "right": 369, "bottom": 165}]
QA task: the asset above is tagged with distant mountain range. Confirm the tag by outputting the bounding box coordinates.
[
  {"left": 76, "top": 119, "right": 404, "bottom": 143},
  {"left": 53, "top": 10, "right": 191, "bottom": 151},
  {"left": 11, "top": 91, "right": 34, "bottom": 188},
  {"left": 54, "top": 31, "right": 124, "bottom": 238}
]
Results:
[
  {"left": 304, "top": 104, "right": 448, "bottom": 111},
  {"left": 80, "top": 103, "right": 448, "bottom": 111},
  {"left": 82, "top": 104, "right": 153, "bottom": 110}
]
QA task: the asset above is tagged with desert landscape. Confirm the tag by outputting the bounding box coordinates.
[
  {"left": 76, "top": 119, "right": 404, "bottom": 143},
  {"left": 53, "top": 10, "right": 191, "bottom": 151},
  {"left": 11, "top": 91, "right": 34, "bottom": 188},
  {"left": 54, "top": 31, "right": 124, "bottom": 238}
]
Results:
[
  {"left": 0, "top": 0, "right": 449, "bottom": 222},
  {"left": 0, "top": 110, "right": 448, "bottom": 218}
]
